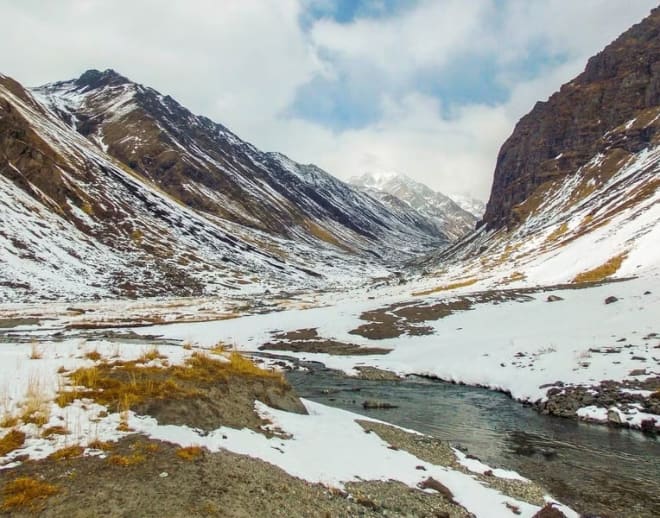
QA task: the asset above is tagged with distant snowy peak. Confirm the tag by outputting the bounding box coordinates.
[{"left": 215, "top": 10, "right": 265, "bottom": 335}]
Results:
[
  {"left": 350, "top": 172, "right": 477, "bottom": 240},
  {"left": 447, "top": 194, "right": 486, "bottom": 218}
]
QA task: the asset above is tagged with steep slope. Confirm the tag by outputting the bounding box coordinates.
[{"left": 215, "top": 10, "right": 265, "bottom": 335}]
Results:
[
  {"left": 416, "top": 8, "right": 659, "bottom": 287},
  {"left": 350, "top": 172, "right": 477, "bottom": 241},
  {"left": 482, "top": 6, "right": 660, "bottom": 230},
  {"left": 33, "top": 70, "right": 446, "bottom": 258},
  {"left": 0, "top": 74, "right": 400, "bottom": 301}
]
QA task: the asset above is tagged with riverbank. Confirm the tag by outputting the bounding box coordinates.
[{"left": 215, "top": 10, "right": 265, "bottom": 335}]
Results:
[{"left": 0, "top": 336, "right": 574, "bottom": 517}]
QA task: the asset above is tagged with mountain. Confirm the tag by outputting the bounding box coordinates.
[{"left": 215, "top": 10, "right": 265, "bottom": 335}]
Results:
[
  {"left": 33, "top": 70, "right": 446, "bottom": 255},
  {"left": 482, "top": 7, "right": 660, "bottom": 231},
  {"left": 447, "top": 193, "right": 486, "bottom": 219},
  {"left": 420, "top": 7, "right": 660, "bottom": 286},
  {"left": 0, "top": 71, "right": 447, "bottom": 301},
  {"left": 349, "top": 172, "right": 477, "bottom": 241}
]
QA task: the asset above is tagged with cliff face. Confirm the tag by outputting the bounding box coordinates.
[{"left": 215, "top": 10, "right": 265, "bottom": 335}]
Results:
[{"left": 482, "top": 7, "right": 660, "bottom": 229}]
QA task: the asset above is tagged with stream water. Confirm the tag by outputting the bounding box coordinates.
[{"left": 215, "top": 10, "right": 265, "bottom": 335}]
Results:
[{"left": 286, "top": 365, "right": 660, "bottom": 517}]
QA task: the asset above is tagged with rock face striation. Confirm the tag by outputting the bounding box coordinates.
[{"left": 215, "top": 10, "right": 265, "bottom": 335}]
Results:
[{"left": 482, "top": 6, "right": 660, "bottom": 230}]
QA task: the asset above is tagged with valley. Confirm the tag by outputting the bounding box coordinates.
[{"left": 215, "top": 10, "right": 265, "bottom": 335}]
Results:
[{"left": 0, "top": 4, "right": 659, "bottom": 518}]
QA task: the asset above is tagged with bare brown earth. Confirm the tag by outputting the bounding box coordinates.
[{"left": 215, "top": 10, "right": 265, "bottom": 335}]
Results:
[{"left": 260, "top": 328, "right": 392, "bottom": 355}]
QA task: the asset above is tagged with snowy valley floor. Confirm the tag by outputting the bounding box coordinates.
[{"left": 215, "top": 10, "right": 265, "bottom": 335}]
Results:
[{"left": 0, "top": 269, "right": 658, "bottom": 516}]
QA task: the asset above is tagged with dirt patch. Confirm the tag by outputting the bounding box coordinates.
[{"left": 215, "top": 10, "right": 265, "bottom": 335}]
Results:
[
  {"left": 135, "top": 373, "right": 306, "bottom": 433},
  {"left": 261, "top": 328, "right": 391, "bottom": 355},
  {"left": 349, "top": 290, "right": 533, "bottom": 340}
]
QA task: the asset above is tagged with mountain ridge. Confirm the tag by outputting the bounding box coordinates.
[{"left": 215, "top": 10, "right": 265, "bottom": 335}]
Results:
[{"left": 350, "top": 171, "right": 478, "bottom": 241}]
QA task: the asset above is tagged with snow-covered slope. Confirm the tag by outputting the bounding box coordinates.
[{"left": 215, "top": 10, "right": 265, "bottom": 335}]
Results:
[
  {"left": 350, "top": 172, "right": 478, "bottom": 240},
  {"left": 0, "top": 72, "right": 450, "bottom": 301},
  {"left": 33, "top": 70, "right": 446, "bottom": 258},
  {"left": 0, "top": 74, "right": 415, "bottom": 302}
]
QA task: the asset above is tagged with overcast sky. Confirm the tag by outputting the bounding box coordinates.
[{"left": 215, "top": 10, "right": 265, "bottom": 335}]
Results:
[{"left": 0, "top": 1, "right": 656, "bottom": 200}]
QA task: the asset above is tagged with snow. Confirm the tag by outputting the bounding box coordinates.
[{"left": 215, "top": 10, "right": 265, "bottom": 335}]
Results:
[
  {"left": 139, "top": 266, "right": 660, "bottom": 430},
  {"left": 0, "top": 336, "right": 575, "bottom": 517}
]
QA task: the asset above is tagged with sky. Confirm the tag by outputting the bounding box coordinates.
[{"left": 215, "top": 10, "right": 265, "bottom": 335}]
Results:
[{"left": 0, "top": 0, "right": 656, "bottom": 200}]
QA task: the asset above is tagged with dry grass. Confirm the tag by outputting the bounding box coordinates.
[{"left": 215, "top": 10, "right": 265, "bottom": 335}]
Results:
[
  {"left": 176, "top": 445, "right": 203, "bottom": 461},
  {"left": 84, "top": 349, "right": 102, "bottom": 362},
  {"left": 29, "top": 341, "right": 42, "bottom": 360},
  {"left": 41, "top": 425, "right": 68, "bottom": 438},
  {"left": 107, "top": 453, "right": 145, "bottom": 467},
  {"left": 137, "top": 346, "right": 164, "bottom": 363},
  {"left": 88, "top": 439, "right": 114, "bottom": 451},
  {"left": 21, "top": 376, "right": 50, "bottom": 426},
  {"left": 57, "top": 350, "right": 283, "bottom": 417},
  {"left": 546, "top": 222, "right": 569, "bottom": 243},
  {"left": 572, "top": 253, "right": 627, "bottom": 284},
  {"left": 0, "top": 429, "right": 26, "bottom": 456},
  {"left": 47, "top": 445, "right": 84, "bottom": 461},
  {"left": 412, "top": 278, "right": 478, "bottom": 297},
  {"left": 1, "top": 477, "right": 58, "bottom": 512},
  {"left": 209, "top": 341, "right": 229, "bottom": 355}
]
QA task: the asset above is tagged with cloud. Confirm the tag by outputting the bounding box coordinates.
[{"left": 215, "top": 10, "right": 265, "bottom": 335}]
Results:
[{"left": 0, "top": 0, "right": 656, "bottom": 201}]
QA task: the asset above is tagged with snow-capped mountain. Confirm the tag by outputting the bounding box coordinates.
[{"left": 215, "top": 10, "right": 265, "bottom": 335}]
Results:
[
  {"left": 0, "top": 71, "right": 448, "bottom": 301},
  {"left": 447, "top": 193, "right": 486, "bottom": 219},
  {"left": 350, "top": 172, "right": 477, "bottom": 241}
]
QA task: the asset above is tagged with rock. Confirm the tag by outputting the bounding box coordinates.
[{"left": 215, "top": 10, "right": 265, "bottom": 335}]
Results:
[
  {"left": 604, "top": 296, "right": 618, "bottom": 304},
  {"left": 640, "top": 418, "right": 657, "bottom": 434},
  {"left": 629, "top": 368, "right": 647, "bottom": 376},
  {"left": 532, "top": 503, "right": 566, "bottom": 518},
  {"left": 631, "top": 356, "right": 647, "bottom": 361},
  {"left": 607, "top": 408, "right": 623, "bottom": 425},
  {"left": 159, "top": 472, "right": 169, "bottom": 478},
  {"left": 362, "top": 400, "right": 399, "bottom": 410},
  {"left": 540, "top": 448, "right": 558, "bottom": 460},
  {"left": 644, "top": 291, "right": 652, "bottom": 295},
  {"left": 546, "top": 295, "right": 563, "bottom": 302},
  {"left": 417, "top": 477, "right": 455, "bottom": 502}
]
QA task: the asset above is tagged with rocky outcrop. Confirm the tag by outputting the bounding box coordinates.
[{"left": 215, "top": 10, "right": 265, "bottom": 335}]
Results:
[{"left": 482, "top": 7, "right": 660, "bottom": 229}]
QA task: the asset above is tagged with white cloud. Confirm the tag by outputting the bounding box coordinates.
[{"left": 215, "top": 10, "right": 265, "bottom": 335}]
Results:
[{"left": 0, "top": 0, "right": 656, "bottom": 201}]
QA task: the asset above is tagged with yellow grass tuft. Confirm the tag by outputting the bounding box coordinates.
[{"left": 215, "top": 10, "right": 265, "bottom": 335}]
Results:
[
  {"left": 42, "top": 426, "right": 68, "bottom": 438},
  {"left": 572, "top": 253, "right": 627, "bottom": 284},
  {"left": 84, "top": 349, "right": 102, "bottom": 362},
  {"left": 1, "top": 477, "right": 58, "bottom": 512},
  {"left": 47, "top": 445, "right": 84, "bottom": 461},
  {"left": 88, "top": 439, "right": 114, "bottom": 451},
  {"left": 107, "top": 453, "right": 145, "bottom": 467},
  {"left": 176, "top": 445, "right": 203, "bottom": 461},
  {"left": 137, "top": 346, "right": 164, "bottom": 363},
  {"left": 0, "top": 429, "right": 26, "bottom": 456},
  {"left": 209, "top": 341, "right": 228, "bottom": 355},
  {"left": 412, "top": 278, "right": 478, "bottom": 297}
]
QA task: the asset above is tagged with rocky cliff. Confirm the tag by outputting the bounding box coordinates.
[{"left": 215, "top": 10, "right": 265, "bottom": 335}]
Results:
[{"left": 482, "top": 6, "right": 660, "bottom": 229}]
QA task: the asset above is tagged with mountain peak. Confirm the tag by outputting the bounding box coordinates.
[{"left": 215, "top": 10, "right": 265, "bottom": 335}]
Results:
[{"left": 75, "top": 68, "right": 131, "bottom": 90}]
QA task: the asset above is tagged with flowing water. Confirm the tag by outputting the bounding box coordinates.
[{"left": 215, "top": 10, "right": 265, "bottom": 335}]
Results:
[{"left": 286, "top": 365, "right": 660, "bottom": 517}]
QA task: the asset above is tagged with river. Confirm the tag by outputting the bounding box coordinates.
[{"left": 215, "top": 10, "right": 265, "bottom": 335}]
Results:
[{"left": 286, "top": 365, "right": 660, "bottom": 517}]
